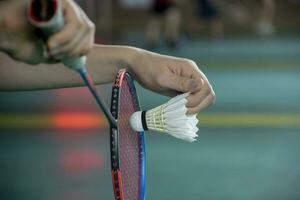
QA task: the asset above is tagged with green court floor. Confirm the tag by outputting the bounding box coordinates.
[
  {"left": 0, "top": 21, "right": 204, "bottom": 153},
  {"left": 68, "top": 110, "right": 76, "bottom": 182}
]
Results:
[{"left": 0, "top": 38, "right": 299, "bottom": 200}]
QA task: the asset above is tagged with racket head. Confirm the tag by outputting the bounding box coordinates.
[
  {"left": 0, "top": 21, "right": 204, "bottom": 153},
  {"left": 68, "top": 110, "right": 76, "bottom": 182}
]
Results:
[{"left": 110, "top": 69, "right": 146, "bottom": 200}]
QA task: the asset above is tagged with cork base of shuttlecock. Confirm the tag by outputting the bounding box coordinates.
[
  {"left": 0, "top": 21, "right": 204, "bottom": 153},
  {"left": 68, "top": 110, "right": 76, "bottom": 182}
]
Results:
[{"left": 129, "top": 111, "right": 144, "bottom": 132}]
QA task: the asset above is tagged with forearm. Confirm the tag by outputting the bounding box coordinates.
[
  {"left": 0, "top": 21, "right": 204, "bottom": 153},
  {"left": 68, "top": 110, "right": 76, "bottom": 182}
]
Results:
[
  {"left": 86, "top": 44, "right": 140, "bottom": 84},
  {"left": 0, "top": 44, "right": 139, "bottom": 91}
]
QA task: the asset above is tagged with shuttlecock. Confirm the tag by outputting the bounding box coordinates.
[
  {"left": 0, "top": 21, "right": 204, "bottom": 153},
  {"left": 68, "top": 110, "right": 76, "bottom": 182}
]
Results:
[{"left": 129, "top": 93, "right": 199, "bottom": 142}]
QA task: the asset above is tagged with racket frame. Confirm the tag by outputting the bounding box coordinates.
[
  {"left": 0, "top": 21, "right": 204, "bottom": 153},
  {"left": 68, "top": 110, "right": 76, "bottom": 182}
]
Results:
[{"left": 110, "top": 69, "right": 146, "bottom": 200}]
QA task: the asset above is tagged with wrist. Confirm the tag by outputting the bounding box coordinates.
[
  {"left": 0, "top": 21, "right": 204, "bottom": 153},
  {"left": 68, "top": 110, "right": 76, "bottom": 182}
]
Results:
[{"left": 125, "top": 46, "right": 144, "bottom": 72}]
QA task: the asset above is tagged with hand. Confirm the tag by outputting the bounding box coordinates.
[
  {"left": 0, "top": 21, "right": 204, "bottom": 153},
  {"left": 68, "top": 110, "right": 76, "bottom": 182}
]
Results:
[
  {"left": 130, "top": 50, "right": 216, "bottom": 114},
  {"left": 0, "top": 0, "right": 94, "bottom": 64},
  {"left": 0, "top": 0, "right": 44, "bottom": 64},
  {"left": 47, "top": 0, "right": 95, "bottom": 60}
]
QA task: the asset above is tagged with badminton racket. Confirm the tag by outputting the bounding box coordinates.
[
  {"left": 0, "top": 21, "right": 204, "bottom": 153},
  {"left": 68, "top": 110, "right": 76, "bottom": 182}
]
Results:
[{"left": 27, "top": 1, "right": 146, "bottom": 200}]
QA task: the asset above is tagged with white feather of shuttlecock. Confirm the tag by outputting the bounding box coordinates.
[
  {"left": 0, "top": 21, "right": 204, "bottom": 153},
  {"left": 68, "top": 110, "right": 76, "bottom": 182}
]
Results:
[{"left": 144, "top": 93, "right": 199, "bottom": 142}]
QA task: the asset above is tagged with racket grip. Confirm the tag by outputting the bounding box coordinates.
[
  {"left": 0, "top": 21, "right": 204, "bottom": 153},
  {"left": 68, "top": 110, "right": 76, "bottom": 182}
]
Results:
[{"left": 27, "top": 0, "right": 86, "bottom": 70}]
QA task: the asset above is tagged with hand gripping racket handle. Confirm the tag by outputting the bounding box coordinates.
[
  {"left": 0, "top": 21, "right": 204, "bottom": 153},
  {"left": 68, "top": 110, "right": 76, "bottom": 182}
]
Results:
[
  {"left": 27, "top": 0, "right": 117, "bottom": 127},
  {"left": 27, "top": 0, "right": 85, "bottom": 70}
]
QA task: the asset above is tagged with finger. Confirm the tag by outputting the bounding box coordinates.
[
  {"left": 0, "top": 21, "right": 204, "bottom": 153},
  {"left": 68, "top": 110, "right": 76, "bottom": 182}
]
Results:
[
  {"left": 62, "top": 21, "right": 94, "bottom": 58},
  {"left": 159, "top": 72, "right": 203, "bottom": 93},
  {"left": 47, "top": 0, "right": 83, "bottom": 51},
  {"left": 50, "top": 26, "right": 86, "bottom": 57},
  {"left": 187, "top": 91, "right": 216, "bottom": 114},
  {"left": 68, "top": 35, "right": 93, "bottom": 57},
  {"left": 186, "top": 79, "right": 212, "bottom": 107},
  {"left": 52, "top": 34, "right": 91, "bottom": 59},
  {"left": 46, "top": 21, "right": 78, "bottom": 53}
]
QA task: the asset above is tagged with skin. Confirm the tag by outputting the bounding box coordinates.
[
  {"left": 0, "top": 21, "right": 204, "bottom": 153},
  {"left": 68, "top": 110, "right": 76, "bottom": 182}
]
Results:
[
  {"left": 0, "top": 0, "right": 94, "bottom": 63},
  {"left": 0, "top": 0, "right": 215, "bottom": 114}
]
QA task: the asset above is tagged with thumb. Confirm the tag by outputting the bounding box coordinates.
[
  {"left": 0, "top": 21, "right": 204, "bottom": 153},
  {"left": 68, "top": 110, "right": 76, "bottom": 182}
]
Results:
[{"left": 166, "top": 74, "right": 203, "bottom": 93}]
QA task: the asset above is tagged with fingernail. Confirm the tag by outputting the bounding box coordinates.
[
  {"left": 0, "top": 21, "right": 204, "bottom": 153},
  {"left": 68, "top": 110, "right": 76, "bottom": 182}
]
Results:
[
  {"left": 189, "top": 79, "right": 200, "bottom": 91},
  {"left": 43, "top": 50, "right": 50, "bottom": 60},
  {"left": 48, "top": 40, "right": 58, "bottom": 50},
  {"left": 49, "top": 48, "right": 61, "bottom": 57},
  {"left": 52, "top": 54, "right": 64, "bottom": 60},
  {"left": 42, "top": 45, "right": 50, "bottom": 59}
]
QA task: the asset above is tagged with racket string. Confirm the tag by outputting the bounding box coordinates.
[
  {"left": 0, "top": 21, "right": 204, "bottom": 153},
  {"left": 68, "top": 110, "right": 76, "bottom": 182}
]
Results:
[{"left": 118, "top": 77, "right": 141, "bottom": 200}]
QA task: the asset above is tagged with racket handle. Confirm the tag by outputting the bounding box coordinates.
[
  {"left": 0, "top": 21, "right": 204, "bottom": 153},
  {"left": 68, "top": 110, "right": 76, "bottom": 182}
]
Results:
[
  {"left": 27, "top": 0, "right": 85, "bottom": 70},
  {"left": 27, "top": 0, "right": 117, "bottom": 127}
]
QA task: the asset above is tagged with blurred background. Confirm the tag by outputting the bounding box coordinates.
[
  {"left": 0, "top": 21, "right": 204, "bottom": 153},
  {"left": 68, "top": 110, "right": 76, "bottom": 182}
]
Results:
[{"left": 1, "top": 0, "right": 300, "bottom": 199}]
